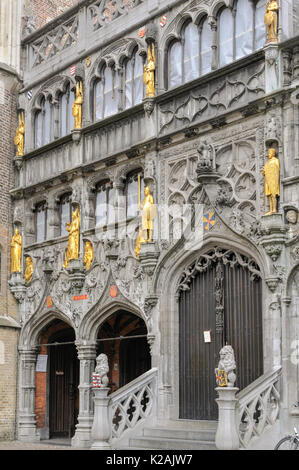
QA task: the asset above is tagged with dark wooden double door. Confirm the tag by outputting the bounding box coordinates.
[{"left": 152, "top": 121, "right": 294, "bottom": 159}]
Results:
[
  {"left": 49, "top": 342, "right": 79, "bottom": 438},
  {"left": 179, "top": 250, "right": 263, "bottom": 421}
]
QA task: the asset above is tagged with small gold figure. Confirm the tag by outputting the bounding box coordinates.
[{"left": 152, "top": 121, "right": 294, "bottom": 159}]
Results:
[
  {"left": 135, "top": 186, "right": 156, "bottom": 258},
  {"left": 24, "top": 256, "right": 34, "bottom": 283},
  {"left": 83, "top": 241, "right": 94, "bottom": 271},
  {"left": 262, "top": 148, "right": 280, "bottom": 215},
  {"left": 63, "top": 207, "right": 80, "bottom": 268},
  {"left": 72, "top": 81, "right": 83, "bottom": 129},
  {"left": 144, "top": 43, "right": 156, "bottom": 98},
  {"left": 14, "top": 112, "right": 25, "bottom": 157},
  {"left": 11, "top": 228, "right": 22, "bottom": 273},
  {"left": 264, "top": 0, "right": 279, "bottom": 44}
]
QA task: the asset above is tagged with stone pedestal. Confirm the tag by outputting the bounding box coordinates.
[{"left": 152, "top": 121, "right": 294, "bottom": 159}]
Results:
[
  {"left": 215, "top": 387, "right": 240, "bottom": 450},
  {"left": 90, "top": 388, "right": 111, "bottom": 450}
]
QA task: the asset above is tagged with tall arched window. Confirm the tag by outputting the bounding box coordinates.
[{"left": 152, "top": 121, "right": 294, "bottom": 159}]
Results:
[
  {"left": 94, "top": 65, "right": 119, "bottom": 121},
  {"left": 124, "top": 50, "right": 144, "bottom": 109},
  {"left": 60, "top": 84, "right": 74, "bottom": 137},
  {"left": 219, "top": 8, "right": 234, "bottom": 67},
  {"left": 218, "top": 1, "right": 266, "bottom": 66},
  {"left": 34, "top": 201, "right": 47, "bottom": 243},
  {"left": 126, "top": 170, "right": 144, "bottom": 219},
  {"left": 35, "top": 97, "right": 54, "bottom": 148},
  {"left": 95, "top": 181, "right": 115, "bottom": 227},
  {"left": 59, "top": 193, "right": 72, "bottom": 236},
  {"left": 168, "top": 18, "right": 213, "bottom": 89}
]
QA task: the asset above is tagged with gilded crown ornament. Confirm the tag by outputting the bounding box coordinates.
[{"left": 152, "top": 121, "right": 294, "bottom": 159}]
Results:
[{"left": 14, "top": 112, "right": 25, "bottom": 157}]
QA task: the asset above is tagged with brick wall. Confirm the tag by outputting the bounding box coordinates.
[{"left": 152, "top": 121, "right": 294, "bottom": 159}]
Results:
[
  {"left": 0, "top": 67, "right": 20, "bottom": 441},
  {"left": 24, "top": 0, "right": 80, "bottom": 30}
]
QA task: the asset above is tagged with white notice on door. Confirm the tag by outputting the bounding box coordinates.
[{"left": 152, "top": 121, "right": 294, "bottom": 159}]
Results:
[
  {"left": 203, "top": 330, "right": 212, "bottom": 343},
  {"left": 36, "top": 354, "right": 48, "bottom": 372}
]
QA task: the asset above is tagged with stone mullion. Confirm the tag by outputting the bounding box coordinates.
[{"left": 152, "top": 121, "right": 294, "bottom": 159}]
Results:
[
  {"left": 71, "top": 342, "right": 97, "bottom": 448},
  {"left": 18, "top": 348, "right": 39, "bottom": 442}
]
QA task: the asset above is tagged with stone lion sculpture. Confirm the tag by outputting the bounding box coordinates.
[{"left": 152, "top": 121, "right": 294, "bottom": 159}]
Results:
[
  {"left": 216, "top": 345, "right": 237, "bottom": 387},
  {"left": 94, "top": 353, "right": 109, "bottom": 388}
]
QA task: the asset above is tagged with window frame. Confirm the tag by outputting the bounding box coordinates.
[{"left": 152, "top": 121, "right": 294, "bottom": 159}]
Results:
[
  {"left": 95, "top": 180, "right": 115, "bottom": 228},
  {"left": 34, "top": 96, "right": 54, "bottom": 148},
  {"left": 126, "top": 169, "right": 144, "bottom": 220},
  {"left": 124, "top": 49, "right": 145, "bottom": 110},
  {"left": 94, "top": 64, "right": 119, "bottom": 121},
  {"left": 59, "top": 192, "right": 72, "bottom": 237},
  {"left": 34, "top": 201, "right": 48, "bottom": 243}
]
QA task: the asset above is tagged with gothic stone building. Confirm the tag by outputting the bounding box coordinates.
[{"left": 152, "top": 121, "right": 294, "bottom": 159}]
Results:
[{"left": 7, "top": 0, "right": 299, "bottom": 449}]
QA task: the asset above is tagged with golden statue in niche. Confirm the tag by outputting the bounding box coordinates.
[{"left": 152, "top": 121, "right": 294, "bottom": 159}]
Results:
[
  {"left": 14, "top": 112, "right": 25, "bottom": 156},
  {"left": 11, "top": 228, "right": 22, "bottom": 273},
  {"left": 135, "top": 178, "right": 156, "bottom": 258},
  {"left": 83, "top": 241, "right": 94, "bottom": 271},
  {"left": 24, "top": 256, "right": 34, "bottom": 283},
  {"left": 72, "top": 81, "right": 83, "bottom": 129},
  {"left": 63, "top": 207, "right": 80, "bottom": 268},
  {"left": 144, "top": 43, "right": 156, "bottom": 98},
  {"left": 262, "top": 148, "right": 280, "bottom": 215},
  {"left": 264, "top": 0, "right": 279, "bottom": 43}
]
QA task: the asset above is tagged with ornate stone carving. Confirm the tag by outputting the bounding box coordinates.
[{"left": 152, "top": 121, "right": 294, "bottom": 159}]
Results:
[{"left": 216, "top": 345, "right": 237, "bottom": 387}]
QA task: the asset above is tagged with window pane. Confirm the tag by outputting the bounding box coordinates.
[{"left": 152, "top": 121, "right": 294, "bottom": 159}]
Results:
[
  {"left": 104, "top": 68, "right": 118, "bottom": 117},
  {"left": 107, "top": 188, "right": 115, "bottom": 225},
  {"left": 95, "top": 81, "right": 103, "bottom": 120},
  {"left": 235, "top": 0, "right": 254, "bottom": 60},
  {"left": 201, "top": 18, "right": 213, "bottom": 75},
  {"left": 134, "top": 53, "right": 144, "bottom": 105},
  {"left": 125, "top": 60, "right": 133, "bottom": 109},
  {"left": 35, "top": 111, "right": 42, "bottom": 148},
  {"left": 44, "top": 100, "right": 51, "bottom": 145},
  {"left": 96, "top": 190, "right": 107, "bottom": 226},
  {"left": 255, "top": 0, "right": 266, "bottom": 50},
  {"left": 183, "top": 23, "right": 200, "bottom": 83},
  {"left": 127, "top": 175, "right": 144, "bottom": 219},
  {"left": 60, "top": 92, "right": 67, "bottom": 137},
  {"left": 219, "top": 9, "right": 234, "bottom": 66},
  {"left": 60, "top": 200, "right": 70, "bottom": 236},
  {"left": 36, "top": 208, "right": 46, "bottom": 243},
  {"left": 169, "top": 42, "right": 182, "bottom": 89}
]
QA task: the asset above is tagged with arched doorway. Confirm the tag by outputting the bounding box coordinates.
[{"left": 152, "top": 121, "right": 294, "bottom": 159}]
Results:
[
  {"left": 36, "top": 320, "right": 79, "bottom": 439},
  {"left": 97, "top": 310, "right": 151, "bottom": 392},
  {"left": 178, "top": 247, "right": 263, "bottom": 420}
]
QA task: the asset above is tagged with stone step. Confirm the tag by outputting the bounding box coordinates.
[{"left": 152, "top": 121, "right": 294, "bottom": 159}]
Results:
[
  {"left": 129, "top": 436, "right": 216, "bottom": 450},
  {"left": 143, "top": 426, "right": 216, "bottom": 442}
]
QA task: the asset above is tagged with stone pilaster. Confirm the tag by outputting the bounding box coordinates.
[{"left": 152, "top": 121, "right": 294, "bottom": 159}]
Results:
[
  {"left": 18, "top": 348, "right": 39, "bottom": 442},
  {"left": 71, "top": 341, "right": 97, "bottom": 448}
]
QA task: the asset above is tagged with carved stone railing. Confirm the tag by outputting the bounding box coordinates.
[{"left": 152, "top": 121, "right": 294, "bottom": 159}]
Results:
[
  {"left": 109, "top": 367, "right": 158, "bottom": 443},
  {"left": 236, "top": 366, "right": 282, "bottom": 448}
]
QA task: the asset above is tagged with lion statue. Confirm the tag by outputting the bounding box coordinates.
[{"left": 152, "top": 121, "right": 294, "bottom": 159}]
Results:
[
  {"left": 94, "top": 353, "right": 109, "bottom": 388},
  {"left": 216, "top": 345, "right": 237, "bottom": 387}
]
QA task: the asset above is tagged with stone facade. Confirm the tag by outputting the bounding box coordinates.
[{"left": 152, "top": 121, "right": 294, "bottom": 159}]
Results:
[{"left": 3, "top": 0, "right": 299, "bottom": 448}]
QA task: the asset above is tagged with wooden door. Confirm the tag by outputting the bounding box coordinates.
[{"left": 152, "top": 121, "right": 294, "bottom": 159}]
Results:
[
  {"left": 179, "top": 248, "right": 263, "bottom": 420},
  {"left": 49, "top": 344, "right": 79, "bottom": 438}
]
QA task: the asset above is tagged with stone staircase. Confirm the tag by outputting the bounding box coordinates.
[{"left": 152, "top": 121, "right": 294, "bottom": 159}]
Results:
[{"left": 127, "top": 421, "right": 217, "bottom": 450}]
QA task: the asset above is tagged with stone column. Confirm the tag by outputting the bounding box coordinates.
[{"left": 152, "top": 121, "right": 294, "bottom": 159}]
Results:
[
  {"left": 215, "top": 387, "right": 240, "bottom": 450},
  {"left": 90, "top": 388, "right": 111, "bottom": 450},
  {"left": 18, "top": 348, "right": 39, "bottom": 442},
  {"left": 71, "top": 342, "right": 97, "bottom": 448}
]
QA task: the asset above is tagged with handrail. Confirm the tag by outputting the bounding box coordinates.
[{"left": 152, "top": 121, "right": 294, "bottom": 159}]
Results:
[
  {"left": 109, "top": 367, "right": 158, "bottom": 440},
  {"left": 236, "top": 366, "right": 282, "bottom": 448}
]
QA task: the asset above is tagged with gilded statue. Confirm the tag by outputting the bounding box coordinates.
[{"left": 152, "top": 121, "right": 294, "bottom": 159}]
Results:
[
  {"left": 83, "top": 241, "right": 94, "bottom": 271},
  {"left": 24, "top": 256, "right": 34, "bottom": 283},
  {"left": 72, "top": 81, "right": 83, "bottom": 129},
  {"left": 14, "top": 112, "right": 25, "bottom": 157},
  {"left": 135, "top": 185, "right": 156, "bottom": 258},
  {"left": 264, "top": 0, "right": 279, "bottom": 43},
  {"left": 262, "top": 148, "right": 280, "bottom": 215},
  {"left": 63, "top": 207, "right": 80, "bottom": 268},
  {"left": 11, "top": 228, "right": 22, "bottom": 273},
  {"left": 144, "top": 44, "right": 156, "bottom": 98}
]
